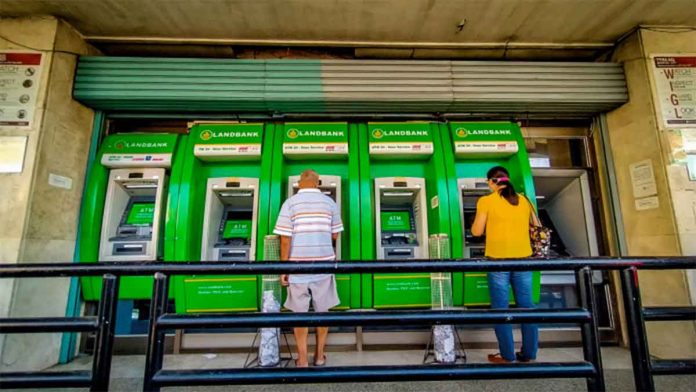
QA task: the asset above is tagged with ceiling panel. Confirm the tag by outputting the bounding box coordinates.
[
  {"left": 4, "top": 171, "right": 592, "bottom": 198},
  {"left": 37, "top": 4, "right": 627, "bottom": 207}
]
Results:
[{"left": 1, "top": 0, "right": 695, "bottom": 45}]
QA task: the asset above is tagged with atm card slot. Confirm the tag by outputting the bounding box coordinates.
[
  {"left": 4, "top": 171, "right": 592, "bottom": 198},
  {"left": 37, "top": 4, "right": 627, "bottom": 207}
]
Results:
[
  {"left": 386, "top": 248, "right": 414, "bottom": 256},
  {"left": 113, "top": 243, "right": 146, "bottom": 255}
]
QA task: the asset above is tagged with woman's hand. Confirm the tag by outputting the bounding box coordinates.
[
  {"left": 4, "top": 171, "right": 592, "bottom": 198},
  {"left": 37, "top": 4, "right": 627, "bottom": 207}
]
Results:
[{"left": 280, "top": 274, "right": 289, "bottom": 287}]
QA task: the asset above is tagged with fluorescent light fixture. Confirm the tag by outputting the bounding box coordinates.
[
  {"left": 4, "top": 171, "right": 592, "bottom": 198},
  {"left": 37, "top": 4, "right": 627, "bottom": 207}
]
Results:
[{"left": 383, "top": 192, "right": 413, "bottom": 197}]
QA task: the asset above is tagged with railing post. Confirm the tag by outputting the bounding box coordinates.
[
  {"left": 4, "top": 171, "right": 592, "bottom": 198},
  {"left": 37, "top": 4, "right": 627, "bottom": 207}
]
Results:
[
  {"left": 143, "top": 272, "right": 169, "bottom": 392},
  {"left": 575, "top": 267, "right": 605, "bottom": 391},
  {"left": 91, "top": 274, "right": 119, "bottom": 391},
  {"left": 620, "top": 267, "right": 655, "bottom": 392}
]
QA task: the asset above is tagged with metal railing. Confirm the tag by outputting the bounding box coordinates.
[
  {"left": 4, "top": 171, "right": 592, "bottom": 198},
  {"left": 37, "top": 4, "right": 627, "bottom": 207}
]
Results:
[
  {"left": 0, "top": 257, "right": 694, "bottom": 392},
  {"left": 619, "top": 266, "right": 696, "bottom": 391}
]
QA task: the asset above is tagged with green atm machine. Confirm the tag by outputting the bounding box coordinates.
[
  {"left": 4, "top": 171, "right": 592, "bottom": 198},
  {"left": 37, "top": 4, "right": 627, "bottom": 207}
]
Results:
[
  {"left": 79, "top": 133, "right": 184, "bottom": 300},
  {"left": 441, "top": 122, "right": 541, "bottom": 306},
  {"left": 170, "top": 123, "right": 274, "bottom": 313},
  {"left": 267, "top": 122, "right": 361, "bottom": 310},
  {"left": 360, "top": 122, "right": 453, "bottom": 309}
]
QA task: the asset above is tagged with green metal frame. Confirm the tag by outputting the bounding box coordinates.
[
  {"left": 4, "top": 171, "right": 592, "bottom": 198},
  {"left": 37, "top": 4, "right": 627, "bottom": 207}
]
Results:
[
  {"left": 359, "top": 122, "right": 454, "bottom": 309},
  {"left": 265, "top": 122, "right": 362, "bottom": 310},
  {"left": 440, "top": 122, "right": 541, "bottom": 305},
  {"left": 78, "top": 133, "right": 186, "bottom": 300},
  {"left": 170, "top": 124, "right": 275, "bottom": 313}
]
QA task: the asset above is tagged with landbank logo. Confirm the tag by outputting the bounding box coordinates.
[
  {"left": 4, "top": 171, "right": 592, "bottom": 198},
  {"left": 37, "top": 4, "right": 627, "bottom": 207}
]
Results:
[
  {"left": 372, "top": 129, "right": 428, "bottom": 138},
  {"left": 200, "top": 130, "right": 213, "bottom": 141},
  {"left": 200, "top": 129, "right": 259, "bottom": 140},
  {"left": 113, "top": 139, "right": 169, "bottom": 150},
  {"left": 287, "top": 128, "right": 345, "bottom": 139},
  {"left": 457, "top": 128, "right": 513, "bottom": 137}
]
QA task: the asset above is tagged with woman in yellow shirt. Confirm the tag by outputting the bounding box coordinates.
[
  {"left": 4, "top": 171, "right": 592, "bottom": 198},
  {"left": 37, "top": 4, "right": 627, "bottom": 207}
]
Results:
[{"left": 472, "top": 166, "right": 540, "bottom": 364}]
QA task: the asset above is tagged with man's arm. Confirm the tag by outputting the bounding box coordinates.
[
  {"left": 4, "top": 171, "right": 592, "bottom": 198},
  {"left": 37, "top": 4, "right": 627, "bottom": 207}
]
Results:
[
  {"left": 280, "top": 235, "right": 291, "bottom": 286},
  {"left": 280, "top": 235, "right": 291, "bottom": 261},
  {"left": 273, "top": 201, "right": 293, "bottom": 286}
]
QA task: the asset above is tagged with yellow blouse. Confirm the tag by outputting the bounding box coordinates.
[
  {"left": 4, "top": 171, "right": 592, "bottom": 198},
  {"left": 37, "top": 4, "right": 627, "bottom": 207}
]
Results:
[{"left": 477, "top": 192, "right": 533, "bottom": 258}]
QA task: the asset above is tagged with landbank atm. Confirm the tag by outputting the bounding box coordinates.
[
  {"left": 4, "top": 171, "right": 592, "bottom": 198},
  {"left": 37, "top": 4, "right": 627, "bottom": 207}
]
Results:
[
  {"left": 200, "top": 177, "right": 259, "bottom": 262},
  {"left": 170, "top": 123, "right": 273, "bottom": 314},
  {"left": 79, "top": 133, "right": 183, "bottom": 300},
  {"left": 266, "top": 122, "right": 361, "bottom": 310},
  {"left": 441, "top": 122, "right": 541, "bottom": 306},
  {"left": 374, "top": 177, "right": 428, "bottom": 260},
  {"left": 361, "top": 122, "right": 453, "bottom": 309},
  {"left": 99, "top": 168, "right": 165, "bottom": 261}
]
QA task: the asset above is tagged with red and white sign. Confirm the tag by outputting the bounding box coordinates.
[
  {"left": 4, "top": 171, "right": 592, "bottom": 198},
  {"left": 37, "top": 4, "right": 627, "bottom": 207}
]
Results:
[
  {"left": 652, "top": 55, "right": 696, "bottom": 129},
  {"left": 0, "top": 51, "right": 43, "bottom": 128}
]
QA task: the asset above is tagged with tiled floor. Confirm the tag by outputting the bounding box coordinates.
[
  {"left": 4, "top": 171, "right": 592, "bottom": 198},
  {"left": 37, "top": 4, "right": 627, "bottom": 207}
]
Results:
[{"left": 11, "top": 347, "right": 696, "bottom": 391}]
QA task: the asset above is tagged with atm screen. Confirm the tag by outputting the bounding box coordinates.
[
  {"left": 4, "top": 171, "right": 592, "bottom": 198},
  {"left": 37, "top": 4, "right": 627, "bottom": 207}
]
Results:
[
  {"left": 126, "top": 202, "right": 155, "bottom": 226},
  {"left": 220, "top": 210, "right": 253, "bottom": 240},
  {"left": 381, "top": 211, "right": 411, "bottom": 232},
  {"left": 222, "top": 220, "right": 252, "bottom": 240}
]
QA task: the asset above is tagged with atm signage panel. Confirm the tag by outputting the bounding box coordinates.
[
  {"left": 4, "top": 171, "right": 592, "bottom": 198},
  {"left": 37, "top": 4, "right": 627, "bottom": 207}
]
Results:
[
  {"left": 451, "top": 122, "right": 519, "bottom": 158},
  {"left": 192, "top": 123, "right": 263, "bottom": 161},
  {"left": 100, "top": 134, "right": 178, "bottom": 168},
  {"left": 368, "top": 123, "right": 434, "bottom": 157},
  {"left": 283, "top": 122, "right": 349, "bottom": 158}
]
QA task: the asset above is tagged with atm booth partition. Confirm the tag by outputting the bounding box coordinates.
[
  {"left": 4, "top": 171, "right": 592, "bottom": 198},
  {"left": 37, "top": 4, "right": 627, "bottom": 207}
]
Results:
[
  {"left": 169, "top": 123, "right": 274, "bottom": 314},
  {"left": 360, "top": 122, "right": 454, "bottom": 309},
  {"left": 266, "top": 122, "right": 362, "bottom": 310},
  {"left": 78, "top": 133, "right": 184, "bottom": 300},
  {"left": 441, "top": 122, "right": 541, "bottom": 306}
]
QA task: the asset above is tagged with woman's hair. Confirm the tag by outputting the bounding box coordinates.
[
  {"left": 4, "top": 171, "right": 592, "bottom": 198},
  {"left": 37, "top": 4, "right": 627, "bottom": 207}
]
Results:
[{"left": 487, "top": 166, "right": 519, "bottom": 205}]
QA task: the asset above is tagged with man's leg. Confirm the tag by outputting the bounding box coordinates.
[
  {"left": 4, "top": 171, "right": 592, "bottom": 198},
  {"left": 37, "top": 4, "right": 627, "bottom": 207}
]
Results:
[
  {"left": 314, "top": 327, "right": 329, "bottom": 364},
  {"left": 293, "top": 327, "right": 310, "bottom": 367},
  {"left": 284, "top": 283, "right": 312, "bottom": 367}
]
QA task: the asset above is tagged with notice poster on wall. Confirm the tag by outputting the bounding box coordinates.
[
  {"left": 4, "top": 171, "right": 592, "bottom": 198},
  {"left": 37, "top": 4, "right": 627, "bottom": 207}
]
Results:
[
  {"left": 652, "top": 55, "right": 696, "bottom": 129},
  {"left": 0, "top": 51, "right": 43, "bottom": 128}
]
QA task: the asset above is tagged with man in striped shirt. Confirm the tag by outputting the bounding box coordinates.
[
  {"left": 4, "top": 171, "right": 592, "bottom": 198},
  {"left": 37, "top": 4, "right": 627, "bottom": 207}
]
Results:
[{"left": 274, "top": 169, "right": 343, "bottom": 367}]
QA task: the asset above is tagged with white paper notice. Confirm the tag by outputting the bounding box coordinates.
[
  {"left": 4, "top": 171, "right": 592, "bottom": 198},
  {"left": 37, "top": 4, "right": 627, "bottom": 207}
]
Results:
[
  {"left": 683, "top": 129, "right": 696, "bottom": 153},
  {"left": 0, "top": 51, "right": 43, "bottom": 128},
  {"left": 0, "top": 136, "right": 28, "bottom": 173},
  {"left": 635, "top": 196, "right": 660, "bottom": 211},
  {"left": 48, "top": 173, "right": 73, "bottom": 190},
  {"left": 652, "top": 55, "right": 696, "bottom": 129},
  {"left": 630, "top": 159, "right": 658, "bottom": 198}
]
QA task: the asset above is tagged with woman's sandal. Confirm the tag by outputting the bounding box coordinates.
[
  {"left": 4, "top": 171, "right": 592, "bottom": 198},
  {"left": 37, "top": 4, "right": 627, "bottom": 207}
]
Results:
[
  {"left": 294, "top": 359, "right": 309, "bottom": 368},
  {"left": 314, "top": 354, "right": 327, "bottom": 367}
]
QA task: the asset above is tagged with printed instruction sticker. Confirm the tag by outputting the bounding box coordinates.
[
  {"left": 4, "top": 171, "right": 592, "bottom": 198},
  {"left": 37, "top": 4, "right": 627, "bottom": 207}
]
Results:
[
  {"left": 0, "top": 52, "right": 43, "bottom": 128},
  {"left": 635, "top": 196, "right": 660, "bottom": 211},
  {"left": 629, "top": 159, "right": 658, "bottom": 198}
]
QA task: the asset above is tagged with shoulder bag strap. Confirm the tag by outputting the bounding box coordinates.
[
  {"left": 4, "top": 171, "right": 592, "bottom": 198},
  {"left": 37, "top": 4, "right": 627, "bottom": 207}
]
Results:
[{"left": 521, "top": 194, "right": 541, "bottom": 227}]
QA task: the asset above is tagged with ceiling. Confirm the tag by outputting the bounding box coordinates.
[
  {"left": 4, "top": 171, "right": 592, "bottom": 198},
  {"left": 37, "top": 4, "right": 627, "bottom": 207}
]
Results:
[{"left": 2, "top": 0, "right": 695, "bottom": 58}]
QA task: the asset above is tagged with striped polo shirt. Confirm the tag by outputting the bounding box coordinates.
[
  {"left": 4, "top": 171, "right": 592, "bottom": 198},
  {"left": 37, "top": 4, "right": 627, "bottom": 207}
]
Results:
[{"left": 273, "top": 188, "right": 344, "bottom": 284}]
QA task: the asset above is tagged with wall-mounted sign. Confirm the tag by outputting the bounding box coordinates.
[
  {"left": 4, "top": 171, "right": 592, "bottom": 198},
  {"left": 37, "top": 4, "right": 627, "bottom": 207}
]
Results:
[
  {"left": 0, "top": 51, "right": 43, "bottom": 128},
  {"left": 0, "top": 136, "right": 28, "bottom": 173},
  {"left": 450, "top": 122, "right": 519, "bottom": 158},
  {"left": 191, "top": 123, "right": 263, "bottom": 161},
  {"left": 368, "top": 122, "right": 434, "bottom": 158},
  {"left": 652, "top": 55, "right": 696, "bottom": 129},
  {"left": 629, "top": 159, "right": 658, "bottom": 198},
  {"left": 100, "top": 133, "right": 178, "bottom": 168},
  {"left": 282, "top": 123, "right": 348, "bottom": 159}
]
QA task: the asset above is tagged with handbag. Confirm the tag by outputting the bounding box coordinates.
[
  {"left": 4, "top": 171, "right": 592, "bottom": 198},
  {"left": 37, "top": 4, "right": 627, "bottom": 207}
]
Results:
[{"left": 522, "top": 195, "right": 552, "bottom": 258}]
